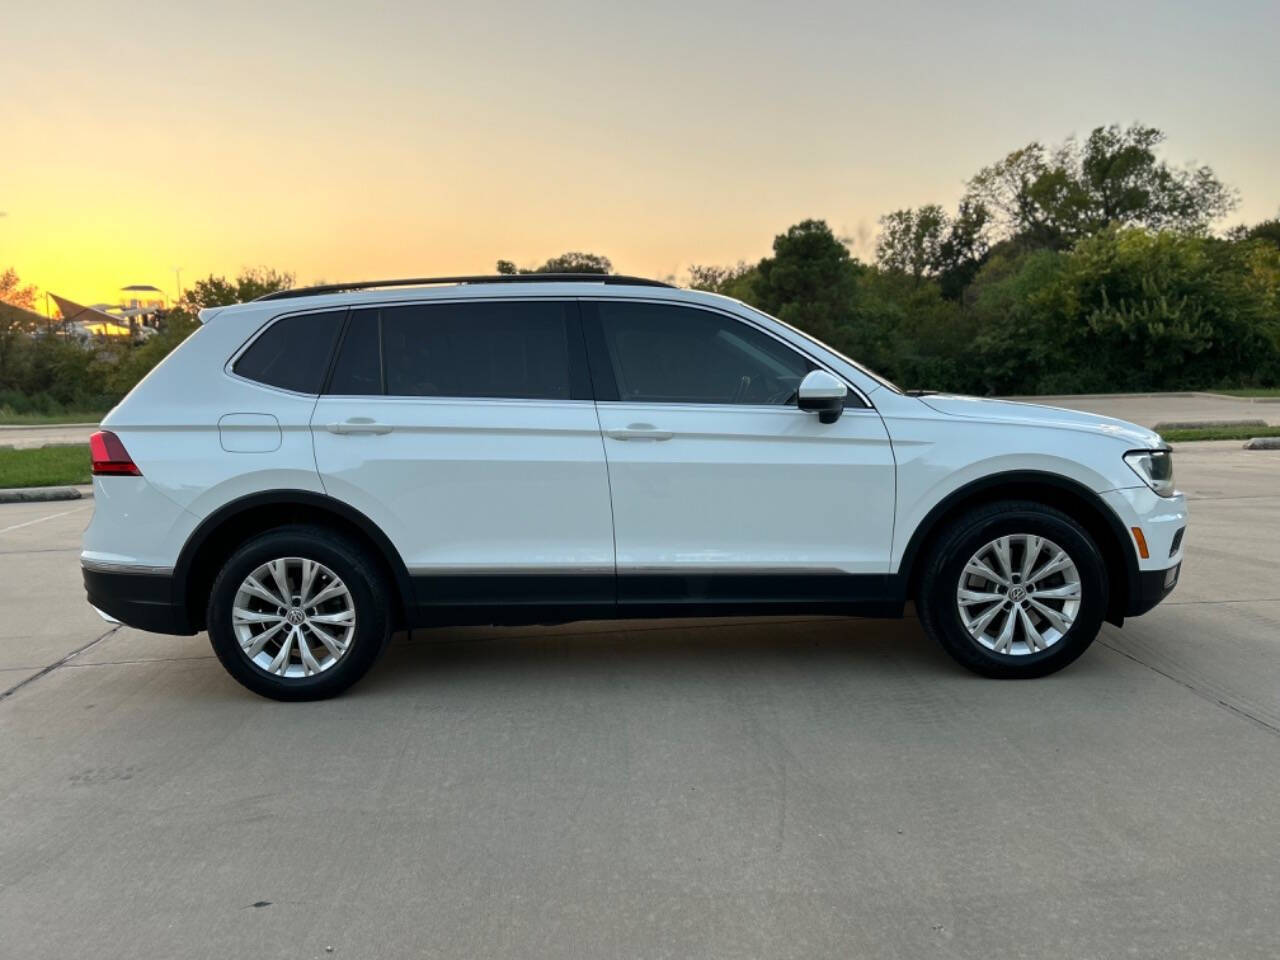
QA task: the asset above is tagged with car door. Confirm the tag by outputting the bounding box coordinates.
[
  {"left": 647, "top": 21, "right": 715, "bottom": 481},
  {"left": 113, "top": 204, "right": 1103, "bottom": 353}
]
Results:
[
  {"left": 311, "top": 298, "right": 616, "bottom": 623},
  {"left": 582, "top": 298, "right": 897, "bottom": 614}
]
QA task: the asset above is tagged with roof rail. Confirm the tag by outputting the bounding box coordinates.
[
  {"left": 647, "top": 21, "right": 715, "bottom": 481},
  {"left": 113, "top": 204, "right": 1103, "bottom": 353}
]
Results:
[{"left": 254, "top": 273, "right": 673, "bottom": 302}]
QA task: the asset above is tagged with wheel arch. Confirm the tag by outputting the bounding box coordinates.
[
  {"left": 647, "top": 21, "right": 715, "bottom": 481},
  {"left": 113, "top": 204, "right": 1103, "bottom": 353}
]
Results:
[
  {"left": 174, "top": 490, "right": 414, "bottom": 632},
  {"left": 897, "top": 471, "right": 1139, "bottom": 626}
]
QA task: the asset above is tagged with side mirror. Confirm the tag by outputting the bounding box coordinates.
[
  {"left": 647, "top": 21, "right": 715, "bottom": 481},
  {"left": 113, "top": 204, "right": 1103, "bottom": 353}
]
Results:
[{"left": 797, "top": 370, "right": 847, "bottom": 424}]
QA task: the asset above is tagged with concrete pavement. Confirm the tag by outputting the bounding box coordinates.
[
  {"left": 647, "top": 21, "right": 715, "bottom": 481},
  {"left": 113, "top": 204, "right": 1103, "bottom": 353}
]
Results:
[{"left": 1, "top": 447, "right": 1279, "bottom": 959}]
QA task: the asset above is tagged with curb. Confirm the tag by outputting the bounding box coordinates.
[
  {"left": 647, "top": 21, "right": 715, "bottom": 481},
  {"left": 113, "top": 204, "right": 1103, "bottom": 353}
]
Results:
[
  {"left": 0, "top": 422, "right": 99, "bottom": 431},
  {"left": 1154, "top": 419, "right": 1268, "bottom": 431},
  {"left": 998, "top": 391, "right": 1280, "bottom": 403},
  {"left": 0, "top": 485, "right": 88, "bottom": 503}
]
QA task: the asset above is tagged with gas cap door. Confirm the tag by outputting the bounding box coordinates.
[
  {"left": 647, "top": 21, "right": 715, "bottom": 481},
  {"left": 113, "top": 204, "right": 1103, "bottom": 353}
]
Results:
[{"left": 218, "top": 413, "right": 282, "bottom": 453}]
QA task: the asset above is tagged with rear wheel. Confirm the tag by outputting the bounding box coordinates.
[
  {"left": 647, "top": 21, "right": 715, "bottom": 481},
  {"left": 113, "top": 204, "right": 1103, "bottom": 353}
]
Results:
[
  {"left": 917, "top": 501, "right": 1107, "bottom": 678},
  {"left": 207, "top": 526, "right": 391, "bottom": 700}
]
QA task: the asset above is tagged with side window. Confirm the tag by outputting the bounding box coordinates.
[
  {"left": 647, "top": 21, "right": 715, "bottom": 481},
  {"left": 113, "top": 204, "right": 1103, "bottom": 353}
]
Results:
[
  {"left": 328, "top": 308, "right": 382, "bottom": 395},
  {"left": 379, "top": 301, "right": 573, "bottom": 400},
  {"left": 233, "top": 311, "right": 344, "bottom": 394},
  {"left": 595, "top": 301, "right": 812, "bottom": 404}
]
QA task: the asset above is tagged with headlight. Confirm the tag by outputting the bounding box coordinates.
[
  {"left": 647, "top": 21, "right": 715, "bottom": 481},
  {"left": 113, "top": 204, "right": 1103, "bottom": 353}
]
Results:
[{"left": 1124, "top": 449, "right": 1175, "bottom": 497}]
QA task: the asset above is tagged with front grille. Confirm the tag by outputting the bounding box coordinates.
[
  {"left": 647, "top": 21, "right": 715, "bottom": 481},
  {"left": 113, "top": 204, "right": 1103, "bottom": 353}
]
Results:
[{"left": 1169, "top": 527, "right": 1185, "bottom": 557}]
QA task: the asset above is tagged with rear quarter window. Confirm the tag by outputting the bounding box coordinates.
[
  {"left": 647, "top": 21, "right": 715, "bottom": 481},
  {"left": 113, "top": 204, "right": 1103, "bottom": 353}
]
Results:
[{"left": 233, "top": 311, "right": 344, "bottom": 394}]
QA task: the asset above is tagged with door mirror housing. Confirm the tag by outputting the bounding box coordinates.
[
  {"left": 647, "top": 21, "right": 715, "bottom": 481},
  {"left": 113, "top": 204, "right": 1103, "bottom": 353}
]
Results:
[{"left": 796, "top": 370, "right": 847, "bottom": 424}]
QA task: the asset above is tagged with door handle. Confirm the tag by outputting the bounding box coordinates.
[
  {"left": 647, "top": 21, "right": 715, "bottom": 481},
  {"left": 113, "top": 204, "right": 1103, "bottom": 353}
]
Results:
[
  {"left": 605, "top": 423, "right": 672, "bottom": 441},
  {"left": 326, "top": 418, "right": 393, "bottom": 436}
]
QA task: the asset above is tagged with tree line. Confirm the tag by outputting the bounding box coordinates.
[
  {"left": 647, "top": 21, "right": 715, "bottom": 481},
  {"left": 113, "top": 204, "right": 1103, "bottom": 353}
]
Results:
[
  {"left": 689, "top": 125, "right": 1279, "bottom": 395},
  {"left": 2, "top": 124, "right": 1277, "bottom": 417}
]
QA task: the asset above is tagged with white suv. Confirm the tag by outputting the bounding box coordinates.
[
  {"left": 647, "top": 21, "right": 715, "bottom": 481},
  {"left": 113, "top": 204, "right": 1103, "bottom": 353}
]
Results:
[{"left": 82, "top": 275, "right": 1186, "bottom": 700}]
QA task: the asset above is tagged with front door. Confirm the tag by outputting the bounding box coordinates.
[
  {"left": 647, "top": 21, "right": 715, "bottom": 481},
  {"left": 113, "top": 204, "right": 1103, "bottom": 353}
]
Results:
[
  {"left": 311, "top": 298, "right": 615, "bottom": 622},
  {"left": 582, "top": 299, "right": 896, "bottom": 614}
]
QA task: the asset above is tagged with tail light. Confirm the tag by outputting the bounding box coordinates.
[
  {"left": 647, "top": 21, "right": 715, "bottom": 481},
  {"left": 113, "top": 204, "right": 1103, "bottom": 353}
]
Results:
[{"left": 89, "top": 430, "right": 141, "bottom": 476}]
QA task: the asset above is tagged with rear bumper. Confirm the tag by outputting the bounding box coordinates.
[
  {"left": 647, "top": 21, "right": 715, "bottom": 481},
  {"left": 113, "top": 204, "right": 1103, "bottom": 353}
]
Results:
[
  {"left": 82, "top": 565, "right": 194, "bottom": 635},
  {"left": 1127, "top": 562, "right": 1181, "bottom": 618}
]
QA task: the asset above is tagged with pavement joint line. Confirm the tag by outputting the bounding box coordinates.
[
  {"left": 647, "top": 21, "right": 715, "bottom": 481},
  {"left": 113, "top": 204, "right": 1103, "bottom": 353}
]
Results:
[
  {"left": 0, "top": 625, "right": 120, "bottom": 704},
  {"left": 0, "top": 504, "right": 88, "bottom": 536},
  {"left": 63, "top": 654, "right": 217, "bottom": 667},
  {"left": 1097, "top": 637, "right": 1280, "bottom": 737},
  {"left": 1163, "top": 597, "right": 1280, "bottom": 605}
]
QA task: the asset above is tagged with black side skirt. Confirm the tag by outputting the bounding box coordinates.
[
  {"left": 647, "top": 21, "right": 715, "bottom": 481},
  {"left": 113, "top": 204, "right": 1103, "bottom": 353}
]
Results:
[{"left": 409, "top": 572, "right": 904, "bottom": 627}]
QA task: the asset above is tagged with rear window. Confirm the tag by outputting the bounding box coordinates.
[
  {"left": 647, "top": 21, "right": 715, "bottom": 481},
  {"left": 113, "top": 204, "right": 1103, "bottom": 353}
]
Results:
[{"left": 233, "top": 311, "right": 344, "bottom": 394}]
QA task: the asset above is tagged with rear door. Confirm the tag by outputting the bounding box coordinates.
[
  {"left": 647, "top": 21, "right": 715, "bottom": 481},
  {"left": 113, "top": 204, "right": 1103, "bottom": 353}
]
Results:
[
  {"left": 583, "top": 298, "right": 897, "bottom": 613},
  {"left": 311, "top": 298, "right": 615, "bottom": 623}
]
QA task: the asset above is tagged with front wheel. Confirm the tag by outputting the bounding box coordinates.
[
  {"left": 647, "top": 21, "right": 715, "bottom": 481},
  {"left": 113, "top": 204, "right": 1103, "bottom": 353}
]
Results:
[
  {"left": 207, "top": 526, "right": 391, "bottom": 700},
  {"left": 917, "top": 501, "right": 1108, "bottom": 679}
]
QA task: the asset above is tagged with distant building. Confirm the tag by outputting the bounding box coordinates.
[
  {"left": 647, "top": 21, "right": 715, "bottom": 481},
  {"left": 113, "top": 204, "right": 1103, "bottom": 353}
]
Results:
[{"left": 49, "top": 294, "right": 154, "bottom": 340}]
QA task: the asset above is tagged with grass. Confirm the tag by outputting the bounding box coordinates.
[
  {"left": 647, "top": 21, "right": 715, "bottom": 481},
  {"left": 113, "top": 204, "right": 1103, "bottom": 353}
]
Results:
[
  {"left": 1161, "top": 425, "right": 1280, "bottom": 443},
  {"left": 0, "top": 410, "right": 108, "bottom": 426},
  {"left": 1210, "top": 388, "right": 1280, "bottom": 398},
  {"left": 0, "top": 445, "right": 91, "bottom": 488}
]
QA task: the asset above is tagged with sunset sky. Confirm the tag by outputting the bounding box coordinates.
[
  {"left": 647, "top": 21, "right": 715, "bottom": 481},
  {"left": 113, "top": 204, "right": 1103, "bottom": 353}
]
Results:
[{"left": 4, "top": 0, "right": 1278, "bottom": 309}]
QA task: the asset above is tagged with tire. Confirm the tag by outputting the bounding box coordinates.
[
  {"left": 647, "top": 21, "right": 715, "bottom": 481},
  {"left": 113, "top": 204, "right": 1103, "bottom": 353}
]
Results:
[
  {"left": 916, "top": 500, "right": 1108, "bottom": 679},
  {"left": 206, "top": 525, "right": 391, "bottom": 700}
]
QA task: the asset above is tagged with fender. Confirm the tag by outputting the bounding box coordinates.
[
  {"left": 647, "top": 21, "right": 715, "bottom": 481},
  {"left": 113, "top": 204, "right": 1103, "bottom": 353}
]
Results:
[
  {"left": 895, "top": 469, "right": 1141, "bottom": 619},
  {"left": 173, "top": 489, "right": 416, "bottom": 623}
]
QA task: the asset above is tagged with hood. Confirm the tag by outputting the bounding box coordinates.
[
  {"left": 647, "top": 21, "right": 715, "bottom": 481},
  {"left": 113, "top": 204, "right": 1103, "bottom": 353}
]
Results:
[{"left": 917, "top": 394, "right": 1163, "bottom": 447}]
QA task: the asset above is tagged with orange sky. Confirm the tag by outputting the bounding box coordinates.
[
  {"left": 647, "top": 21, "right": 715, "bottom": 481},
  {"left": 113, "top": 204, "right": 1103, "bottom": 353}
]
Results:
[{"left": 4, "top": 0, "right": 1278, "bottom": 310}]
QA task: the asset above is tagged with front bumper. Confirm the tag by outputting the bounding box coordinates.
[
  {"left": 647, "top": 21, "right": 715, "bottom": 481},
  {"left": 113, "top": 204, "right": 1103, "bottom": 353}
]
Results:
[
  {"left": 82, "top": 566, "right": 194, "bottom": 635},
  {"left": 1129, "top": 562, "right": 1182, "bottom": 617},
  {"left": 1100, "top": 486, "right": 1186, "bottom": 620}
]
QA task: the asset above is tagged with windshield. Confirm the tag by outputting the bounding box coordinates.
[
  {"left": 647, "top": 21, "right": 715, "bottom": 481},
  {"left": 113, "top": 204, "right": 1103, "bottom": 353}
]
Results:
[{"left": 740, "top": 303, "right": 903, "bottom": 394}]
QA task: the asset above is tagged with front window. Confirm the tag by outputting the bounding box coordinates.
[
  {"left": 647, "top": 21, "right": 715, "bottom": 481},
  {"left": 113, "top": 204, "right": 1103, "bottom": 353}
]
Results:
[{"left": 595, "top": 301, "right": 813, "bottom": 405}]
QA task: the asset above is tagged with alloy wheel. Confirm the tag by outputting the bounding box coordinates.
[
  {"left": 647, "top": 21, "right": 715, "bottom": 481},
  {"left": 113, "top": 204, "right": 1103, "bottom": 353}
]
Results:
[
  {"left": 231, "top": 557, "right": 356, "bottom": 677},
  {"left": 956, "top": 534, "right": 1082, "bottom": 656}
]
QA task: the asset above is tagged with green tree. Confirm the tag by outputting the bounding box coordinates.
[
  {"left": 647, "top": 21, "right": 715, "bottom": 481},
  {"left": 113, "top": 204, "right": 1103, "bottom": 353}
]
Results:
[
  {"left": 752, "top": 220, "right": 859, "bottom": 347},
  {"left": 181, "top": 267, "right": 295, "bottom": 309},
  {"left": 1227, "top": 218, "right": 1280, "bottom": 251},
  {"left": 876, "top": 205, "right": 948, "bottom": 282},
  {"left": 876, "top": 201, "right": 991, "bottom": 299},
  {"left": 966, "top": 247, "right": 1067, "bottom": 393},
  {"left": 687, "top": 261, "right": 756, "bottom": 300},
  {"left": 495, "top": 252, "right": 613, "bottom": 274},
  {"left": 1034, "top": 228, "right": 1279, "bottom": 391},
  {"left": 966, "top": 125, "right": 1237, "bottom": 250}
]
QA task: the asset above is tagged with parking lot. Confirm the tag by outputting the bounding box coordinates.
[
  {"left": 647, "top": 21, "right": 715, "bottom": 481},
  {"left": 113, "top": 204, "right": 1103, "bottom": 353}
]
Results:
[{"left": 2, "top": 441, "right": 1279, "bottom": 959}]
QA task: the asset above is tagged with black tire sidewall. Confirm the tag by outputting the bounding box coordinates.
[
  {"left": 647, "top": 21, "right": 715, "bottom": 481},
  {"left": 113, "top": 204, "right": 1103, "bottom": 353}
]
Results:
[
  {"left": 207, "top": 527, "right": 390, "bottom": 700},
  {"left": 922, "top": 505, "right": 1108, "bottom": 678}
]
